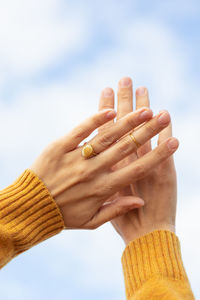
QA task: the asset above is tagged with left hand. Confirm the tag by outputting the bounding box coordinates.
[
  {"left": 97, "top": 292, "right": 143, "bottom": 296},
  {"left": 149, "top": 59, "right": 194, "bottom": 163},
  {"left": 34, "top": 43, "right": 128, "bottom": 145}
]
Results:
[
  {"left": 30, "top": 105, "right": 172, "bottom": 230},
  {"left": 98, "top": 78, "right": 178, "bottom": 245}
]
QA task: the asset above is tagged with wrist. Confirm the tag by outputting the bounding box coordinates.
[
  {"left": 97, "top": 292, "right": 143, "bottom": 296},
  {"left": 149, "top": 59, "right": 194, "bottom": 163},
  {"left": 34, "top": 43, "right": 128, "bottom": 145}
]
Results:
[{"left": 123, "top": 223, "right": 176, "bottom": 245}]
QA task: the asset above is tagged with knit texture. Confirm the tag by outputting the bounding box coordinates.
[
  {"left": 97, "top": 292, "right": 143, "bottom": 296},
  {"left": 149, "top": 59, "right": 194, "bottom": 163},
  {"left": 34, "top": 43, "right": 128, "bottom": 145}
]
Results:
[
  {"left": 0, "top": 171, "right": 195, "bottom": 299},
  {"left": 122, "top": 230, "right": 195, "bottom": 299},
  {"left": 0, "top": 169, "right": 64, "bottom": 268}
]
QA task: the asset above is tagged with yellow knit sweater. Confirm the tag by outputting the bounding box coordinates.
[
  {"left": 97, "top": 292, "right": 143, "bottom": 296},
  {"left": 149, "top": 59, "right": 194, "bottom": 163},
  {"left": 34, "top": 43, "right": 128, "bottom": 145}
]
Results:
[{"left": 0, "top": 169, "right": 195, "bottom": 299}]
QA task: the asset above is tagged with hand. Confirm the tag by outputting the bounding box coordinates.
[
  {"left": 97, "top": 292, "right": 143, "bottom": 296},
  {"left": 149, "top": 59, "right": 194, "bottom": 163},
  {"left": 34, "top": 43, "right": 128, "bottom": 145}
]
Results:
[
  {"left": 30, "top": 102, "right": 175, "bottom": 230},
  {"left": 98, "top": 78, "right": 178, "bottom": 244}
]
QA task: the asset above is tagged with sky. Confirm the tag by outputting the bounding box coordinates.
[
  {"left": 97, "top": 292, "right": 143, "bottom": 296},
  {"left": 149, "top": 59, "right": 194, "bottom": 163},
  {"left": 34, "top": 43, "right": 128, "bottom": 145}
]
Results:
[{"left": 0, "top": 0, "right": 199, "bottom": 299}]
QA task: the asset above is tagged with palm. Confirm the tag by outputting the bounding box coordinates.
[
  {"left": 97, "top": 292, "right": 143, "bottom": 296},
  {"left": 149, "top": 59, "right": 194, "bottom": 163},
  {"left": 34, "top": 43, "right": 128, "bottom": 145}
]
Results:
[
  {"left": 98, "top": 79, "right": 177, "bottom": 243},
  {"left": 111, "top": 150, "right": 176, "bottom": 240}
]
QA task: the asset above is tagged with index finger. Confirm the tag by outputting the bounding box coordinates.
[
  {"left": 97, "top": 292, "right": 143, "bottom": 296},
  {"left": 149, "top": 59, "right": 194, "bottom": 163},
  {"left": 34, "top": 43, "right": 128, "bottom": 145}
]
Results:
[{"left": 136, "top": 87, "right": 152, "bottom": 157}]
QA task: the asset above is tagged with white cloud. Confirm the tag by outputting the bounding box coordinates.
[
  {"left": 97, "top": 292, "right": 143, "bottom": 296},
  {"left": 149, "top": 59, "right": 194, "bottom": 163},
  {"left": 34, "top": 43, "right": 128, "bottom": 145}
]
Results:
[
  {"left": 0, "top": 0, "right": 89, "bottom": 80},
  {"left": 61, "top": 18, "right": 190, "bottom": 113},
  {"left": 0, "top": 280, "right": 37, "bottom": 300},
  {"left": 46, "top": 224, "right": 125, "bottom": 289},
  {"left": 155, "top": 0, "right": 200, "bottom": 17}
]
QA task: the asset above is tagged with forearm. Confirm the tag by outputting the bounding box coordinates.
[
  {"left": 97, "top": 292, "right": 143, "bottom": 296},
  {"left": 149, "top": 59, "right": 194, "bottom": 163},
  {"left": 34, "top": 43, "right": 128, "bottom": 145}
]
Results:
[
  {"left": 0, "top": 169, "right": 64, "bottom": 268},
  {"left": 122, "top": 230, "right": 194, "bottom": 300}
]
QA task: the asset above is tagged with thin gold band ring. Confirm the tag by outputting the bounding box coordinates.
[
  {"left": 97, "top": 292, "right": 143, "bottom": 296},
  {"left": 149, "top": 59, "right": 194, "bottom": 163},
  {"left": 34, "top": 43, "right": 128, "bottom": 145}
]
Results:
[{"left": 129, "top": 133, "right": 142, "bottom": 148}]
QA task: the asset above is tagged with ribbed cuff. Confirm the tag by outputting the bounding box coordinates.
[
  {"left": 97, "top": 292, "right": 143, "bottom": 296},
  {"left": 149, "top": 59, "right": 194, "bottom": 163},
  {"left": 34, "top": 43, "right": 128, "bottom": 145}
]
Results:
[
  {"left": 122, "top": 230, "right": 189, "bottom": 298},
  {"left": 0, "top": 169, "right": 64, "bottom": 266}
]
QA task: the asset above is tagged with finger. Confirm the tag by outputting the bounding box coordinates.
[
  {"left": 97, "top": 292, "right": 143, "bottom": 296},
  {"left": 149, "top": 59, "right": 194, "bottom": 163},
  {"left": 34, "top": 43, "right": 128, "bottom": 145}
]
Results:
[
  {"left": 87, "top": 196, "right": 144, "bottom": 229},
  {"left": 135, "top": 87, "right": 152, "bottom": 157},
  {"left": 158, "top": 120, "right": 175, "bottom": 167},
  {"left": 117, "top": 77, "right": 133, "bottom": 120},
  {"left": 98, "top": 88, "right": 115, "bottom": 134},
  {"left": 109, "top": 137, "right": 179, "bottom": 190},
  {"left": 135, "top": 87, "right": 150, "bottom": 108},
  {"left": 158, "top": 118, "right": 172, "bottom": 144},
  {"left": 59, "top": 109, "right": 116, "bottom": 152},
  {"left": 89, "top": 107, "right": 152, "bottom": 155},
  {"left": 117, "top": 77, "right": 137, "bottom": 166},
  {"left": 98, "top": 111, "right": 171, "bottom": 168}
]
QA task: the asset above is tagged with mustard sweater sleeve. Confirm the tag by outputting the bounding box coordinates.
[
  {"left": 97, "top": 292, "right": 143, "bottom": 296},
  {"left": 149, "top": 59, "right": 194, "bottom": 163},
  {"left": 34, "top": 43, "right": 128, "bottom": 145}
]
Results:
[
  {"left": 122, "top": 230, "right": 195, "bottom": 300},
  {"left": 0, "top": 169, "right": 65, "bottom": 268}
]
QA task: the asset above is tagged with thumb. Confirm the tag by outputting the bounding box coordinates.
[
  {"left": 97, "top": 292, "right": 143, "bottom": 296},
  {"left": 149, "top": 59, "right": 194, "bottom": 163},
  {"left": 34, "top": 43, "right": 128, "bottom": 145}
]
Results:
[{"left": 88, "top": 196, "right": 144, "bottom": 229}]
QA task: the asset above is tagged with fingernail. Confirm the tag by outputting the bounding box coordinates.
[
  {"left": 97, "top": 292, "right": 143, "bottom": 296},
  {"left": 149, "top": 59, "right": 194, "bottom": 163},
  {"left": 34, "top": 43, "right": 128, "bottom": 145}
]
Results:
[
  {"left": 130, "top": 200, "right": 144, "bottom": 209},
  {"left": 103, "top": 88, "right": 113, "bottom": 97},
  {"left": 158, "top": 111, "right": 170, "bottom": 125},
  {"left": 136, "top": 87, "right": 146, "bottom": 96},
  {"left": 106, "top": 110, "right": 116, "bottom": 119},
  {"left": 167, "top": 138, "right": 179, "bottom": 151},
  {"left": 139, "top": 108, "right": 152, "bottom": 121},
  {"left": 119, "top": 77, "right": 132, "bottom": 88}
]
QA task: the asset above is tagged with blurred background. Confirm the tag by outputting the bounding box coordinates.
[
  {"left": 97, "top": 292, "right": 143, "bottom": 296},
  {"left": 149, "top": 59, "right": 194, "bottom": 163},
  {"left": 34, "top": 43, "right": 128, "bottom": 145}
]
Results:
[{"left": 0, "top": 0, "right": 199, "bottom": 299}]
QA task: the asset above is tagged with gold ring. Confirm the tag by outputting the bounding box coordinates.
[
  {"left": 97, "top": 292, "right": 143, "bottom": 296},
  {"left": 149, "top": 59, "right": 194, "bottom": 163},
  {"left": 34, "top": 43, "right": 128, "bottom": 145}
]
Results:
[
  {"left": 129, "top": 133, "right": 141, "bottom": 148},
  {"left": 82, "top": 144, "right": 97, "bottom": 159}
]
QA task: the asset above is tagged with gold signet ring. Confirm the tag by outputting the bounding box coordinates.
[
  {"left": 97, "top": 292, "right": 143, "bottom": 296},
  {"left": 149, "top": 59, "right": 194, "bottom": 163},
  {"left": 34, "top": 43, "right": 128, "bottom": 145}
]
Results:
[
  {"left": 129, "top": 134, "right": 142, "bottom": 148},
  {"left": 82, "top": 144, "right": 97, "bottom": 159}
]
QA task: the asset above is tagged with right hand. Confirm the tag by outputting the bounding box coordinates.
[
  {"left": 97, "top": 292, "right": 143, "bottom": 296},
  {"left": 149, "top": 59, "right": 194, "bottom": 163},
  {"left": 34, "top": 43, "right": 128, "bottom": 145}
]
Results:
[
  {"left": 98, "top": 78, "right": 179, "bottom": 244},
  {"left": 29, "top": 106, "right": 176, "bottom": 230}
]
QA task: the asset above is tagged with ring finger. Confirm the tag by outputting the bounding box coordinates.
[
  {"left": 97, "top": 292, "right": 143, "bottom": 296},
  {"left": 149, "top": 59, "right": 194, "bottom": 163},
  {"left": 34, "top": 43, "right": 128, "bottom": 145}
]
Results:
[
  {"left": 97, "top": 110, "right": 171, "bottom": 168},
  {"left": 83, "top": 107, "right": 153, "bottom": 157}
]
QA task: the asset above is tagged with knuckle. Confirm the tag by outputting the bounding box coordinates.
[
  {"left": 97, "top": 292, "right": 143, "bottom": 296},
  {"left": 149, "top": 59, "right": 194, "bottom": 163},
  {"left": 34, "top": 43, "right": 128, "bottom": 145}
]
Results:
[
  {"left": 118, "top": 136, "right": 132, "bottom": 155},
  {"left": 101, "top": 104, "right": 113, "bottom": 109},
  {"left": 118, "top": 90, "right": 131, "bottom": 100},
  {"left": 115, "top": 205, "right": 123, "bottom": 218},
  {"left": 126, "top": 115, "right": 137, "bottom": 129},
  {"left": 98, "top": 133, "right": 115, "bottom": 148},
  {"left": 95, "top": 178, "right": 113, "bottom": 198},
  {"left": 145, "top": 122, "right": 156, "bottom": 135},
  {"left": 77, "top": 163, "right": 92, "bottom": 181},
  {"left": 74, "top": 128, "right": 85, "bottom": 140},
  {"left": 92, "top": 115, "right": 102, "bottom": 128}
]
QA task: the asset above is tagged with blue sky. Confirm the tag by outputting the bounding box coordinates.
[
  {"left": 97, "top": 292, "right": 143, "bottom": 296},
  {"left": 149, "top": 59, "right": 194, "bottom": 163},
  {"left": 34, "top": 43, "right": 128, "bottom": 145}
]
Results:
[{"left": 0, "top": 1, "right": 199, "bottom": 299}]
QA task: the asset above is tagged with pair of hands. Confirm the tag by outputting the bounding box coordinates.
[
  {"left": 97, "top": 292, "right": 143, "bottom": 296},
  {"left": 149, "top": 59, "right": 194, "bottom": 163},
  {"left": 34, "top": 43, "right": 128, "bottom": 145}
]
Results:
[{"left": 30, "top": 77, "right": 178, "bottom": 245}]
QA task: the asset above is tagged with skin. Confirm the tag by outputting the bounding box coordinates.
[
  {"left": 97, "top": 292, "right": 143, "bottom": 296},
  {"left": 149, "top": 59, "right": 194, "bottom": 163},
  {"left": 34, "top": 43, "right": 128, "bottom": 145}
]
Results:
[
  {"left": 98, "top": 77, "right": 178, "bottom": 245},
  {"left": 30, "top": 99, "right": 178, "bottom": 230}
]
